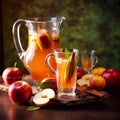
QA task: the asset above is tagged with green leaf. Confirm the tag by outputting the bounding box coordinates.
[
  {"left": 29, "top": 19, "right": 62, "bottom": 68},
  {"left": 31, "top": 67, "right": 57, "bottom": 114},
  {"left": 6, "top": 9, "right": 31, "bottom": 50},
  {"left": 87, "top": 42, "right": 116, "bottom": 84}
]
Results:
[
  {"left": 27, "top": 106, "right": 40, "bottom": 111},
  {"left": 39, "top": 81, "right": 53, "bottom": 89},
  {"left": 65, "top": 49, "right": 71, "bottom": 58}
]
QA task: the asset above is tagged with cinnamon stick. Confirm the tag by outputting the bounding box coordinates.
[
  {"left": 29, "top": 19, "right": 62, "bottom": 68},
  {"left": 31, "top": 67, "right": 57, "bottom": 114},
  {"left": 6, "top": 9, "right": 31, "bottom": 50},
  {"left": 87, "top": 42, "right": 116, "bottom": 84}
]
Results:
[
  {"left": 76, "top": 86, "right": 105, "bottom": 98},
  {"left": 86, "top": 90, "right": 105, "bottom": 98},
  {"left": 67, "top": 52, "right": 75, "bottom": 83}
]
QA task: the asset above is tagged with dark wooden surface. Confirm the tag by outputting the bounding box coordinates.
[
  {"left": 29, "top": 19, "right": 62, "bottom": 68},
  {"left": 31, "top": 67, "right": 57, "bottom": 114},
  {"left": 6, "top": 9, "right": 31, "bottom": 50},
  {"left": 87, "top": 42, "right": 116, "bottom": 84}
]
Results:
[{"left": 0, "top": 76, "right": 120, "bottom": 120}]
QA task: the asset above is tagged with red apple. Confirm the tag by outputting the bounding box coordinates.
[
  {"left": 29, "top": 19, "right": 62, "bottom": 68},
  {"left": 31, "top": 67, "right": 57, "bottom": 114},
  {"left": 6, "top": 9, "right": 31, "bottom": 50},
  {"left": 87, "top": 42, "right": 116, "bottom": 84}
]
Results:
[
  {"left": 8, "top": 81, "right": 32, "bottom": 104},
  {"left": 40, "top": 77, "right": 57, "bottom": 92},
  {"left": 2, "top": 67, "right": 23, "bottom": 85},
  {"left": 90, "top": 75, "right": 106, "bottom": 90},
  {"left": 102, "top": 68, "right": 120, "bottom": 88},
  {"left": 77, "top": 67, "right": 85, "bottom": 79}
]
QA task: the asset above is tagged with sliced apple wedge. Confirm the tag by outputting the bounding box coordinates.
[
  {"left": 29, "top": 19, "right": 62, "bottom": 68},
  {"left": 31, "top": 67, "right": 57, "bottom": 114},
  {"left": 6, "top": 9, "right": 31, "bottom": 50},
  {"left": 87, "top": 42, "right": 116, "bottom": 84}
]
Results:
[
  {"left": 77, "top": 79, "right": 90, "bottom": 86},
  {"left": 42, "top": 88, "right": 55, "bottom": 99},
  {"left": 81, "top": 74, "right": 94, "bottom": 80},
  {"left": 33, "top": 92, "right": 49, "bottom": 106},
  {"left": 77, "top": 74, "right": 94, "bottom": 86},
  {"left": 33, "top": 88, "right": 55, "bottom": 106}
]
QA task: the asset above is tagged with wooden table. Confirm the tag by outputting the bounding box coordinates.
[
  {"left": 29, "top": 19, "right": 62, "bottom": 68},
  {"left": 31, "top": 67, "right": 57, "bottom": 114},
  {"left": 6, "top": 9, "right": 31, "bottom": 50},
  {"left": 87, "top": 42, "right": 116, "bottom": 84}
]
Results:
[{"left": 0, "top": 76, "right": 120, "bottom": 120}]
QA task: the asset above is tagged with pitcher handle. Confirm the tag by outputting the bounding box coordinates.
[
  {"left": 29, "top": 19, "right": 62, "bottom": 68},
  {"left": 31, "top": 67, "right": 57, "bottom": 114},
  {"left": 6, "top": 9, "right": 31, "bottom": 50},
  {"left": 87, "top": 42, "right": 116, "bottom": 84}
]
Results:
[
  {"left": 12, "top": 19, "right": 26, "bottom": 60},
  {"left": 45, "top": 53, "right": 56, "bottom": 75},
  {"left": 93, "top": 56, "right": 98, "bottom": 68}
]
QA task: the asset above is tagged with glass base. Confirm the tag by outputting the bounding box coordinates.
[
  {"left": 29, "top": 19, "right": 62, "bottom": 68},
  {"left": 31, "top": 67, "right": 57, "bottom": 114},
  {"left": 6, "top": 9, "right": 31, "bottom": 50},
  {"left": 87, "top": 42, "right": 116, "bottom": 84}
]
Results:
[
  {"left": 58, "top": 89, "right": 76, "bottom": 98},
  {"left": 58, "top": 92, "right": 76, "bottom": 97}
]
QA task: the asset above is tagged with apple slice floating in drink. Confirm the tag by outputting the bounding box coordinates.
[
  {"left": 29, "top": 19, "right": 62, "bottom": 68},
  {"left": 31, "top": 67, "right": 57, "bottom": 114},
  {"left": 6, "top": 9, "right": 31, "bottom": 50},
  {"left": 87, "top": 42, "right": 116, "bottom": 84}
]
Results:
[
  {"left": 36, "top": 33, "right": 54, "bottom": 50},
  {"left": 39, "top": 34, "right": 52, "bottom": 49}
]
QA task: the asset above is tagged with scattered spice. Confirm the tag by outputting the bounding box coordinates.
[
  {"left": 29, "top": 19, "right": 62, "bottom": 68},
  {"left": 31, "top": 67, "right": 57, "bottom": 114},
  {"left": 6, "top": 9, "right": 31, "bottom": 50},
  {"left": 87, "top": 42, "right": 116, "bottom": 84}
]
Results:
[{"left": 76, "top": 85, "right": 105, "bottom": 98}]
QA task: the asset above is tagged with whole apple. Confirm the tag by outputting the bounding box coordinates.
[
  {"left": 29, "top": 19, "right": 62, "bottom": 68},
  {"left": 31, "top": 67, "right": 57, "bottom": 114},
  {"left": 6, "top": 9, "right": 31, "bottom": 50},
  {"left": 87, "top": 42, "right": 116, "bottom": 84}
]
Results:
[
  {"left": 2, "top": 67, "right": 23, "bottom": 85},
  {"left": 40, "top": 77, "right": 57, "bottom": 92},
  {"left": 77, "top": 67, "right": 85, "bottom": 79},
  {"left": 102, "top": 68, "right": 120, "bottom": 89},
  {"left": 90, "top": 75, "right": 106, "bottom": 90},
  {"left": 8, "top": 81, "right": 32, "bottom": 104}
]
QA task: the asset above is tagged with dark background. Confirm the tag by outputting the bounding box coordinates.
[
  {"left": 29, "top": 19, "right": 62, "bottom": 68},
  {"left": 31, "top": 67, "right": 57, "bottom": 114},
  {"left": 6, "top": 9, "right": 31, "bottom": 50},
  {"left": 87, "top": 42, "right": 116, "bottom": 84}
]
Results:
[{"left": 0, "top": 0, "right": 120, "bottom": 74}]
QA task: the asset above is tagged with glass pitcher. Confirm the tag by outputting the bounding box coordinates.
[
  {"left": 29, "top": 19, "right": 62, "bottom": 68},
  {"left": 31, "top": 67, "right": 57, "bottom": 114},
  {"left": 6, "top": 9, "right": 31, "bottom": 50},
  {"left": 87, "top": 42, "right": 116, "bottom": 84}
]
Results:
[{"left": 12, "top": 16, "right": 65, "bottom": 82}]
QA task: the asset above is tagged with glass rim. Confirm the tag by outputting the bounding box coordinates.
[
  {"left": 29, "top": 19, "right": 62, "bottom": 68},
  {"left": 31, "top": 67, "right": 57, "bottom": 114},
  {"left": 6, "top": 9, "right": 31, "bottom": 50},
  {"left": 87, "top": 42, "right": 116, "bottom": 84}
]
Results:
[
  {"left": 23, "top": 16, "right": 66, "bottom": 24},
  {"left": 54, "top": 48, "right": 79, "bottom": 53}
]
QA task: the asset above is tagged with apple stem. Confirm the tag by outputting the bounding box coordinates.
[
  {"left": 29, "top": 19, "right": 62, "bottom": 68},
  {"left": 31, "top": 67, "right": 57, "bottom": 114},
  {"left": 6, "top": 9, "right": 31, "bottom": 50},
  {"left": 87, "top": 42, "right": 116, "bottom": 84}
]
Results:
[{"left": 14, "top": 62, "right": 17, "bottom": 68}]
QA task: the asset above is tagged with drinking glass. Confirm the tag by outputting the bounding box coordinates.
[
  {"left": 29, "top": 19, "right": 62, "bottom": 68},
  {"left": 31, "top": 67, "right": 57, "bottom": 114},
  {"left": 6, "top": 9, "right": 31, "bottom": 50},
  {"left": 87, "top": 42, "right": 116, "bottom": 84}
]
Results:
[
  {"left": 45, "top": 48, "right": 79, "bottom": 97},
  {"left": 81, "top": 50, "right": 98, "bottom": 73}
]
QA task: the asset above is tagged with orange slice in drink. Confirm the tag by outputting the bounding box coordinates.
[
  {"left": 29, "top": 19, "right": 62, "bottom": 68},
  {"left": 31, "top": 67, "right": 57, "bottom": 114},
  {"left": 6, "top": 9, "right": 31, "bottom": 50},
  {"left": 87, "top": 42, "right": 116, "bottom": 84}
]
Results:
[{"left": 35, "top": 37, "right": 43, "bottom": 50}]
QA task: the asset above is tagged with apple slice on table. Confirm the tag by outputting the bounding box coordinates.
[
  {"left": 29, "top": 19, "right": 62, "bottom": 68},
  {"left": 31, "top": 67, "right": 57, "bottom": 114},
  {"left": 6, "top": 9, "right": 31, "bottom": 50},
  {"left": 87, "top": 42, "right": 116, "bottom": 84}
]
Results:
[
  {"left": 33, "top": 88, "right": 55, "bottom": 106},
  {"left": 33, "top": 92, "right": 49, "bottom": 106},
  {"left": 77, "top": 74, "right": 95, "bottom": 86}
]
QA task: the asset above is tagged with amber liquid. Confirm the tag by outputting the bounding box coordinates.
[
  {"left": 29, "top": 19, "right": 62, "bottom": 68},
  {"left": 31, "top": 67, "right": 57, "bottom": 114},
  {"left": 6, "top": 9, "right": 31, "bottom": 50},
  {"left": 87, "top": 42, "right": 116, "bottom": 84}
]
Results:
[
  {"left": 56, "top": 57, "right": 77, "bottom": 95},
  {"left": 23, "top": 30, "right": 61, "bottom": 82},
  {"left": 82, "top": 59, "right": 92, "bottom": 71}
]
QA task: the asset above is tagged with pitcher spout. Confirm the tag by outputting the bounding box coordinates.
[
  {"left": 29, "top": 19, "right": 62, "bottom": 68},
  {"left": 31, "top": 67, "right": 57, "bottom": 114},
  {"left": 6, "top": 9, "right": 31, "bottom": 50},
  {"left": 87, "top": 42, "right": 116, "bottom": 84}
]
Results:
[{"left": 55, "top": 16, "right": 66, "bottom": 29}]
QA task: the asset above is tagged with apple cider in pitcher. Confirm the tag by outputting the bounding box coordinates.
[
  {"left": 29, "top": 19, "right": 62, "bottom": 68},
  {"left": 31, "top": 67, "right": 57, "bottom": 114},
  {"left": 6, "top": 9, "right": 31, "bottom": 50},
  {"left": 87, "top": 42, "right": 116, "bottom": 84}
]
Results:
[
  {"left": 23, "top": 30, "right": 60, "bottom": 82},
  {"left": 12, "top": 16, "right": 65, "bottom": 83}
]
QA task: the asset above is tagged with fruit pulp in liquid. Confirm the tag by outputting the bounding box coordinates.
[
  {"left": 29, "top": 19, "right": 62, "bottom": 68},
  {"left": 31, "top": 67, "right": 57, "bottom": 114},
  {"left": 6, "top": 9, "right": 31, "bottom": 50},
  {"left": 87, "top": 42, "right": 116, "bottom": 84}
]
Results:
[{"left": 23, "top": 30, "right": 61, "bottom": 82}]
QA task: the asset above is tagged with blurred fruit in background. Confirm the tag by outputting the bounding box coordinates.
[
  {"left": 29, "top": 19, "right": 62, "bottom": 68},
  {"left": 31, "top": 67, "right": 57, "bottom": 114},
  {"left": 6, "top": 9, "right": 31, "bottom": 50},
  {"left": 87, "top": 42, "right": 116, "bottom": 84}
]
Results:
[
  {"left": 90, "top": 67, "right": 106, "bottom": 76},
  {"left": 77, "top": 67, "right": 85, "bottom": 79},
  {"left": 89, "top": 75, "right": 106, "bottom": 90},
  {"left": 77, "top": 74, "right": 94, "bottom": 86},
  {"left": 102, "top": 68, "right": 120, "bottom": 89}
]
